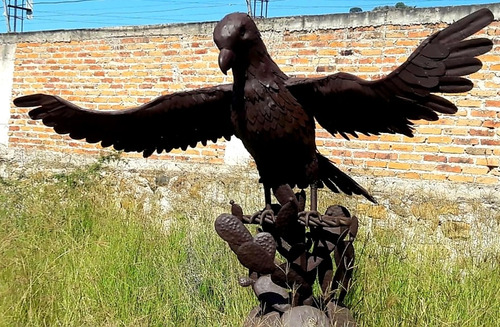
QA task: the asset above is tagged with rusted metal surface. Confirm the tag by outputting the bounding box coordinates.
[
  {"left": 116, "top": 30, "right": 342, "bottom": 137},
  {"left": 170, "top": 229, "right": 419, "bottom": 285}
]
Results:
[
  {"left": 14, "top": 9, "right": 494, "bottom": 211},
  {"left": 216, "top": 195, "right": 358, "bottom": 325}
]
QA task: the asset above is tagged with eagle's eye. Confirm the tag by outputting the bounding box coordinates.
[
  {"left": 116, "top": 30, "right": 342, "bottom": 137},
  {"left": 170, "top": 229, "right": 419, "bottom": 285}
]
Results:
[{"left": 239, "top": 26, "right": 246, "bottom": 38}]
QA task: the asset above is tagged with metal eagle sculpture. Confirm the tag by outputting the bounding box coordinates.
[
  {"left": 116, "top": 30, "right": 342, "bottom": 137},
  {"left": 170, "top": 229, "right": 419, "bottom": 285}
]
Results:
[{"left": 14, "top": 9, "right": 494, "bottom": 211}]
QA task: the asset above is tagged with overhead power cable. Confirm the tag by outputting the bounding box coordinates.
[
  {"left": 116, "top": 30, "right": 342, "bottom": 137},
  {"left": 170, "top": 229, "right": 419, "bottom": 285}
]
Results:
[{"left": 37, "top": 0, "right": 101, "bottom": 4}]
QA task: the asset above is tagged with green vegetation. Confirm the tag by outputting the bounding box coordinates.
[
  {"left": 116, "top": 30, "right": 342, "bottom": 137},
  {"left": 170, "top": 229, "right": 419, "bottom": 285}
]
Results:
[
  {"left": 350, "top": 2, "right": 415, "bottom": 13},
  {"left": 0, "top": 157, "right": 498, "bottom": 326},
  {"left": 373, "top": 2, "right": 415, "bottom": 11}
]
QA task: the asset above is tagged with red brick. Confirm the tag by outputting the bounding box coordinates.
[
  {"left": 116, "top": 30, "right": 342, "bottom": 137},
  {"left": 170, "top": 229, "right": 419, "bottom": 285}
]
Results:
[
  {"left": 427, "top": 136, "right": 452, "bottom": 144},
  {"left": 439, "top": 146, "right": 464, "bottom": 154},
  {"left": 481, "top": 139, "right": 500, "bottom": 146},
  {"left": 415, "top": 145, "right": 439, "bottom": 153},
  {"left": 353, "top": 151, "right": 375, "bottom": 159},
  {"left": 476, "top": 157, "right": 500, "bottom": 167},
  {"left": 367, "top": 143, "right": 391, "bottom": 150},
  {"left": 421, "top": 173, "right": 447, "bottom": 181},
  {"left": 471, "top": 110, "right": 496, "bottom": 118},
  {"left": 448, "top": 175, "right": 474, "bottom": 183},
  {"left": 437, "top": 164, "right": 462, "bottom": 173},
  {"left": 398, "top": 153, "right": 423, "bottom": 161},
  {"left": 482, "top": 120, "right": 500, "bottom": 129},
  {"left": 424, "top": 155, "right": 446, "bottom": 162},
  {"left": 416, "top": 126, "right": 442, "bottom": 134},
  {"left": 366, "top": 161, "right": 388, "bottom": 168},
  {"left": 398, "top": 172, "right": 421, "bottom": 179},
  {"left": 485, "top": 100, "right": 500, "bottom": 107},
  {"left": 375, "top": 152, "right": 398, "bottom": 160},
  {"left": 391, "top": 144, "right": 414, "bottom": 151},
  {"left": 388, "top": 162, "right": 411, "bottom": 170},
  {"left": 470, "top": 129, "right": 495, "bottom": 137},
  {"left": 462, "top": 166, "right": 489, "bottom": 175},
  {"left": 448, "top": 157, "right": 473, "bottom": 164},
  {"left": 372, "top": 169, "right": 396, "bottom": 177},
  {"left": 475, "top": 176, "right": 499, "bottom": 184}
]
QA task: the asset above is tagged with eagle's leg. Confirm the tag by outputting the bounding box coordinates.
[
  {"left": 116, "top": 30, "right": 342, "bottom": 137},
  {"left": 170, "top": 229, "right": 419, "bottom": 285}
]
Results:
[
  {"left": 310, "top": 182, "right": 318, "bottom": 212},
  {"left": 253, "top": 184, "right": 300, "bottom": 221},
  {"left": 259, "top": 184, "right": 274, "bottom": 220},
  {"left": 296, "top": 182, "right": 321, "bottom": 223},
  {"left": 264, "top": 184, "right": 272, "bottom": 208},
  {"left": 250, "top": 184, "right": 283, "bottom": 223}
]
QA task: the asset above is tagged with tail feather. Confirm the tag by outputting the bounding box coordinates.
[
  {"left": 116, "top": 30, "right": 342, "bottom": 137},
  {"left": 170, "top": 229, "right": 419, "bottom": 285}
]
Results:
[{"left": 317, "top": 154, "right": 377, "bottom": 203}]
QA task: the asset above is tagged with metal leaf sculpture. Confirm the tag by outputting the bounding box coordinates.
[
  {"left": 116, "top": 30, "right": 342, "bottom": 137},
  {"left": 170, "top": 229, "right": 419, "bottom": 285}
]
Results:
[{"left": 216, "top": 197, "right": 358, "bottom": 325}]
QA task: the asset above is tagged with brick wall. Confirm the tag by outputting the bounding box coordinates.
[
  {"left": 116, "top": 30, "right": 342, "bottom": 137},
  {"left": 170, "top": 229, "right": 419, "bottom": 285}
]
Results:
[{"left": 2, "top": 4, "right": 500, "bottom": 186}]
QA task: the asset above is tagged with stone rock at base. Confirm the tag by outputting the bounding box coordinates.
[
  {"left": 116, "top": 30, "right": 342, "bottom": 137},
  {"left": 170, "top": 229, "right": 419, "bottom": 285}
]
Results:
[
  {"left": 244, "top": 307, "right": 281, "bottom": 327},
  {"left": 326, "top": 302, "right": 356, "bottom": 326},
  {"left": 281, "top": 306, "right": 330, "bottom": 327},
  {"left": 244, "top": 303, "right": 357, "bottom": 326},
  {"left": 252, "top": 276, "right": 291, "bottom": 312}
]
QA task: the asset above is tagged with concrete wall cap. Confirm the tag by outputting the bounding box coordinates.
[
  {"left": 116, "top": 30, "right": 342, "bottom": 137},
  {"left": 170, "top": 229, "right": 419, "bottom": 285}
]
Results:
[{"left": 1, "top": 4, "right": 499, "bottom": 44}]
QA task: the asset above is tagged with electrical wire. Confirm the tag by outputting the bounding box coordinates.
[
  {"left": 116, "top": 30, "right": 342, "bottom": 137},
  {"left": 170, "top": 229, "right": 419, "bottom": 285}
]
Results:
[{"left": 36, "top": 0, "right": 102, "bottom": 4}]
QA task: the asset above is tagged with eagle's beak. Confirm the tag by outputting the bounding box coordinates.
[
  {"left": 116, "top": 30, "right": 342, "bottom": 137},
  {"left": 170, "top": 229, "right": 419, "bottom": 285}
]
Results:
[{"left": 218, "top": 48, "right": 235, "bottom": 75}]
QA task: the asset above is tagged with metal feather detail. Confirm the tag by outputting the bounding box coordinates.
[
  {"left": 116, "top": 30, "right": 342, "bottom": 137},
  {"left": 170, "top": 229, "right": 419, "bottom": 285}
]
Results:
[{"left": 14, "top": 8, "right": 494, "bottom": 203}]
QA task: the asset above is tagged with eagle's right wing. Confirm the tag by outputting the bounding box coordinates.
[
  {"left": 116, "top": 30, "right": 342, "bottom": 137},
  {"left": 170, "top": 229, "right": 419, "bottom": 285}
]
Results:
[{"left": 15, "top": 84, "right": 234, "bottom": 157}]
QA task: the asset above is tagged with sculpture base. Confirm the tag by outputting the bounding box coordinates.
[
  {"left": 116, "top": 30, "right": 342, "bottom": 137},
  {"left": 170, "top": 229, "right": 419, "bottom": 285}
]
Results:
[
  {"left": 215, "top": 193, "right": 358, "bottom": 326},
  {"left": 244, "top": 303, "right": 356, "bottom": 327}
]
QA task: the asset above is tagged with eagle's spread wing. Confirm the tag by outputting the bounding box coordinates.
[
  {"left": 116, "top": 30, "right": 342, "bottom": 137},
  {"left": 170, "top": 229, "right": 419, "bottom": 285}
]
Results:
[
  {"left": 287, "top": 8, "right": 494, "bottom": 139},
  {"left": 14, "top": 85, "right": 234, "bottom": 157}
]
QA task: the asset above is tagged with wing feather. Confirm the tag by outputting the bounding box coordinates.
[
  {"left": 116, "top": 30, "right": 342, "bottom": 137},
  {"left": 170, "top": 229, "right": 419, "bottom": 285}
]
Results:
[
  {"left": 14, "top": 85, "right": 234, "bottom": 157},
  {"left": 286, "top": 8, "right": 493, "bottom": 138}
]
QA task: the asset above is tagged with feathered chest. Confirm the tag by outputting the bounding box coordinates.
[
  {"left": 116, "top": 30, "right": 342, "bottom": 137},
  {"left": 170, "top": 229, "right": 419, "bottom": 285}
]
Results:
[{"left": 231, "top": 76, "right": 313, "bottom": 143}]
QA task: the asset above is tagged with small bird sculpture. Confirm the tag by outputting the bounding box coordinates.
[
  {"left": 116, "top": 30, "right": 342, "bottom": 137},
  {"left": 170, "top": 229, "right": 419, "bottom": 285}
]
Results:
[{"left": 14, "top": 9, "right": 494, "bottom": 211}]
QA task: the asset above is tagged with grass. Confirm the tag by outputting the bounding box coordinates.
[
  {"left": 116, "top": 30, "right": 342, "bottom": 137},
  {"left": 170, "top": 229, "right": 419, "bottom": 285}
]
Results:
[
  {"left": 348, "top": 231, "right": 499, "bottom": 326},
  {"left": 0, "top": 155, "right": 498, "bottom": 326}
]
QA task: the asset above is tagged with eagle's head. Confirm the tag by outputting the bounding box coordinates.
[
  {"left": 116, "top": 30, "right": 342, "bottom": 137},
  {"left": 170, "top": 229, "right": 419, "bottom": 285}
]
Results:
[{"left": 213, "top": 12, "right": 261, "bottom": 74}]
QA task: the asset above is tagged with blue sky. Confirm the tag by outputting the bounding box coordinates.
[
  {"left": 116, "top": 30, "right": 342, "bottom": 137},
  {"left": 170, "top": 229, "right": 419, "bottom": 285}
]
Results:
[{"left": 1, "top": 0, "right": 494, "bottom": 33}]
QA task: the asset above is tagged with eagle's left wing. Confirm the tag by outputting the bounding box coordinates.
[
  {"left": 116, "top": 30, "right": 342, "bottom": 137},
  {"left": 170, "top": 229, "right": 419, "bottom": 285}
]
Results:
[{"left": 286, "top": 8, "right": 494, "bottom": 139}]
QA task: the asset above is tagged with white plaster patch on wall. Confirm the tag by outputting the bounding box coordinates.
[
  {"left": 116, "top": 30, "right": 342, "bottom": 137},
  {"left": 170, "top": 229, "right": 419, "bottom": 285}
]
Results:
[
  {"left": 224, "top": 137, "right": 251, "bottom": 165},
  {"left": 0, "top": 44, "right": 16, "bottom": 146}
]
